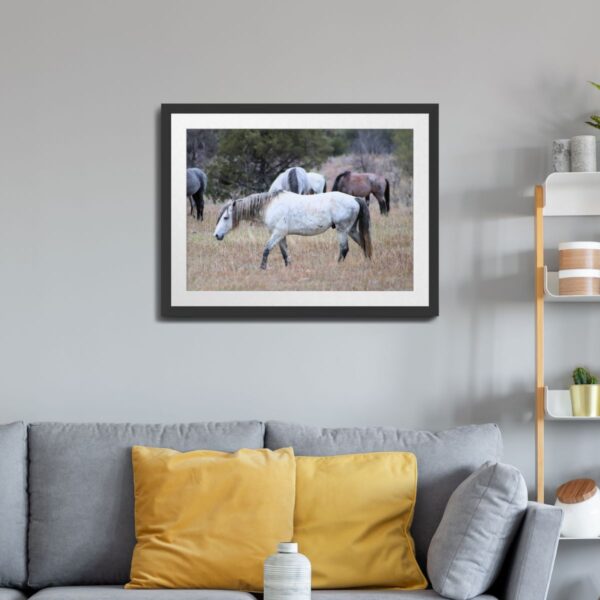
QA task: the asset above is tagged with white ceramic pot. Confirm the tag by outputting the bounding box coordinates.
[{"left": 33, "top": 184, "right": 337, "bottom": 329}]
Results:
[
  {"left": 264, "top": 542, "right": 311, "bottom": 600},
  {"left": 552, "top": 139, "right": 571, "bottom": 172},
  {"left": 555, "top": 487, "right": 600, "bottom": 538},
  {"left": 570, "top": 135, "right": 597, "bottom": 172}
]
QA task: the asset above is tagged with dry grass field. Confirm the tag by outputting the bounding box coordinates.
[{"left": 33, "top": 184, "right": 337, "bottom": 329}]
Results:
[{"left": 186, "top": 201, "right": 413, "bottom": 292}]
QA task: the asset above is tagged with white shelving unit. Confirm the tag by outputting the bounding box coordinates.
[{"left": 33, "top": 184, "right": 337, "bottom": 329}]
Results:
[
  {"left": 544, "top": 267, "right": 600, "bottom": 302},
  {"left": 545, "top": 388, "right": 600, "bottom": 420},
  {"left": 535, "top": 173, "right": 600, "bottom": 511},
  {"left": 544, "top": 172, "right": 600, "bottom": 216}
]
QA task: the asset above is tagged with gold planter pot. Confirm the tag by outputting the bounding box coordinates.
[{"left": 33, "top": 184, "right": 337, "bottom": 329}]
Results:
[{"left": 570, "top": 385, "right": 600, "bottom": 417}]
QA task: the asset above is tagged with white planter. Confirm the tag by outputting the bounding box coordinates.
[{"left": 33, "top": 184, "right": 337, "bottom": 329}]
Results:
[
  {"left": 264, "top": 543, "right": 311, "bottom": 600},
  {"left": 570, "top": 135, "right": 597, "bottom": 172},
  {"left": 552, "top": 139, "right": 571, "bottom": 172},
  {"left": 555, "top": 487, "right": 600, "bottom": 537}
]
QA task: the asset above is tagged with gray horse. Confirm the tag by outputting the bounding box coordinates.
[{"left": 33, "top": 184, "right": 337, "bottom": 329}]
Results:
[
  {"left": 186, "top": 168, "right": 208, "bottom": 220},
  {"left": 268, "top": 166, "right": 312, "bottom": 195}
]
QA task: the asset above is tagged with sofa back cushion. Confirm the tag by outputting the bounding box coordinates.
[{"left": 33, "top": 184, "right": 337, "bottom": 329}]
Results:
[
  {"left": 265, "top": 421, "right": 502, "bottom": 570},
  {"left": 27, "top": 421, "right": 265, "bottom": 588},
  {"left": 0, "top": 422, "right": 27, "bottom": 588}
]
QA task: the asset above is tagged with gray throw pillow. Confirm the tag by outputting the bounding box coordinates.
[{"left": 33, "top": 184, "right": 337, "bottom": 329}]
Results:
[{"left": 427, "top": 461, "right": 528, "bottom": 600}]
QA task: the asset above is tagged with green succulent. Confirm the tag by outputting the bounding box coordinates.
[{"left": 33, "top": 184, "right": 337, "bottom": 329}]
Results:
[
  {"left": 586, "top": 81, "right": 600, "bottom": 130},
  {"left": 572, "top": 367, "right": 598, "bottom": 385}
]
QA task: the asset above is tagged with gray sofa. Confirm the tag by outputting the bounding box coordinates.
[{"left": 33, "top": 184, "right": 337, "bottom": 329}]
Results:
[{"left": 0, "top": 421, "right": 561, "bottom": 600}]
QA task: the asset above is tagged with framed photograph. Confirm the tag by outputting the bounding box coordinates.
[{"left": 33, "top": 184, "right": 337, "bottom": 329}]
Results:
[{"left": 162, "top": 104, "right": 438, "bottom": 318}]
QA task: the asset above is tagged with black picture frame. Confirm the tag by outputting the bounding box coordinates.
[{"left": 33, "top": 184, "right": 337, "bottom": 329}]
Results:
[{"left": 161, "top": 104, "right": 438, "bottom": 319}]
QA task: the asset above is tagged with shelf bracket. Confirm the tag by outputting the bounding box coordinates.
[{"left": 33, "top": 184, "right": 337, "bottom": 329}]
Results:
[{"left": 535, "top": 185, "right": 545, "bottom": 503}]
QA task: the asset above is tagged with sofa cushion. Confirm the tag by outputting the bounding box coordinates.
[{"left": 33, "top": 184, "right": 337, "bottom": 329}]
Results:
[
  {"left": 427, "top": 462, "right": 528, "bottom": 599},
  {"left": 427, "top": 463, "right": 527, "bottom": 600},
  {"left": 0, "top": 422, "right": 27, "bottom": 588},
  {"left": 294, "top": 453, "right": 426, "bottom": 589},
  {"left": 265, "top": 422, "right": 502, "bottom": 570},
  {"left": 0, "top": 590, "right": 27, "bottom": 600},
  {"left": 127, "top": 447, "right": 296, "bottom": 590},
  {"left": 27, "top": 421, "right": 265, "bottom": 588},
  {"left": 28, "top": 587, "right": 257, "bottom": 600},
  {"left": 311, "top": 591, "right": 497, "bottom": 600}
]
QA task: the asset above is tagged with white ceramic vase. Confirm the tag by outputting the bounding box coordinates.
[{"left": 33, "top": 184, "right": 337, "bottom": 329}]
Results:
[
  {"left": 555, "top": 486, "right": 600, "bottom": 538},
  {"left": 570, "top": 135, "right": 597, "bottom": 172},
  {"left": 264, "top": 543, "right": 311, "bottom": 600},
  {"left": 552, "top": 139, "right": 571, "bottom": 172}
]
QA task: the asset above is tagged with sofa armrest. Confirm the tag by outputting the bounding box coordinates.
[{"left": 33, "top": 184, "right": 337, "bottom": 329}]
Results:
[{"left": 498, "top": 501, "right": 562, "bottom": 600}]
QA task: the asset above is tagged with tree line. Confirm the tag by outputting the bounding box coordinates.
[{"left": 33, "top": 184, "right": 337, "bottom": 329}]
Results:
[{"left": 187, "top": 129, "right": 413, "bottom": 199}]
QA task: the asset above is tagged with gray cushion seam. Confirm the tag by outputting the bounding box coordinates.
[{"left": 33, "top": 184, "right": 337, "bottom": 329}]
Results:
[
  {"left": 464, "top": 463, "right": 505, "bottom": 598},
  {"left": 483, "top": 472, "right": 521, "bottom": 591},
  {"left": 496, "top": 426, "right": 503, "bottom": 459},
  {"left": 438, "top": 463, "right": 497, "bottom": 594},
  {"left": 467, "top": 470, "right": 521, "bottom": 597}
]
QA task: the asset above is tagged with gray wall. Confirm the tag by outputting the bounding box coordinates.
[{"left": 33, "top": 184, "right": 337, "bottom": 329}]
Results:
[{"left": 1, "top": 1, "right": 599, "bottom": 597}]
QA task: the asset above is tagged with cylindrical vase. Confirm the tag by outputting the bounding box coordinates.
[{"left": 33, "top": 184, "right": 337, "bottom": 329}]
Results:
[
  {"left": 570, "top": 135, "right": 597, "bottom": 172},
  {"left": 552, "top": 139, "right": 571, "bottom": 172},
  {"left": 264, "top": 543, "right": 311, "bottom": 600}
]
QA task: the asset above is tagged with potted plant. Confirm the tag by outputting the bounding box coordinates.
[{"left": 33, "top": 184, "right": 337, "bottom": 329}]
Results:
[
  {"left": 586, "top": 82, "right": 600, "bottom": 130},
  {"left": 571, "top": 367, "right": 600, "bottom": 417}
]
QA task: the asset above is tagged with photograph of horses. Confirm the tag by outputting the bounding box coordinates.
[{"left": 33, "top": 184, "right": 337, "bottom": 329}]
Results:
[{"left": 162, "top": 105, "right": 438, "bottom": 318}]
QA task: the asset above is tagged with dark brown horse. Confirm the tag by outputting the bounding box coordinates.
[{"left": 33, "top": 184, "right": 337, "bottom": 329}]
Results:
[{"left": 332, "top": 171, "right": 390, "bottom": 215}]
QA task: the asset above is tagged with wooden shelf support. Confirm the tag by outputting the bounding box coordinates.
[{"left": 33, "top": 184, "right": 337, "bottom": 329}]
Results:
[{"left": 535, "top": 184, "right": 545, "bottom": 503}]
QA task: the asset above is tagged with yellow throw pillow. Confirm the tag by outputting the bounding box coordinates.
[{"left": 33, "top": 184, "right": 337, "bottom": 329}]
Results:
[
  {"left": 127, "top": 446, "right": 296, "bottom": 591},
  {"left": 293, "top": 452, "right": 427, "bottom": 590}
]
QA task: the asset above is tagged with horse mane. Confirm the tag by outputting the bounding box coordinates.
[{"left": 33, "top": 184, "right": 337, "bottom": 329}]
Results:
[
  {"left": 288, "top": 168, "right": 299, "bottom": 193},
  {"left": 217, "top": 190, "right": 283, "bottom": 228},
  {"left": 332, "top": 170, "right": 351, "bottom": 191}
]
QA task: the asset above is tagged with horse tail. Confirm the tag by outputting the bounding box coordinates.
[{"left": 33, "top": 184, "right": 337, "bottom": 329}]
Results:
[
  {"left": 289, "top": 168, "right": 299, "bottom": 193},
  {"left": 323, "top": 179, "right": 327, "bottom": 193},
  {"left": 332, "top": 171, "right": 349, "bottom": 192},
  {"left": 354, "top": 197, "right": 372, "bottom": 259},
  {"left": 384, "top": 178, "right": 390, "bottom": 213}
]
